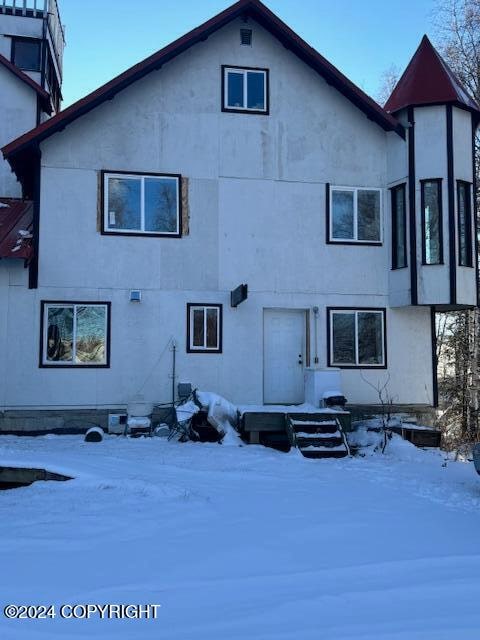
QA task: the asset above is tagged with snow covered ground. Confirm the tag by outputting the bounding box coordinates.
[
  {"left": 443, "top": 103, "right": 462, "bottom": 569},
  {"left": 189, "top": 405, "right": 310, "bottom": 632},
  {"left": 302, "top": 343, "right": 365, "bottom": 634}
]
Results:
[{"left": 1, "top": 434, "right": 480, "bottom": 639}]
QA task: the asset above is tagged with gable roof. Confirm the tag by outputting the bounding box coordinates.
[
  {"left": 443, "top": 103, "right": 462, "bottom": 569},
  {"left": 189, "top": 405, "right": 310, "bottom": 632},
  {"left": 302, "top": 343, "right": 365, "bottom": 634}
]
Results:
[
  {"left": 0, "top": 53, "right": 52, "bottom": 115},
  {"left": 385, "top": 35, "right": 480, "bottom": 114},
  {"left": 2, "top": 0, "right": 403, "bottom": 167},
  {"left": 0, "top": 198, "right": 34, "bottom": 261}
]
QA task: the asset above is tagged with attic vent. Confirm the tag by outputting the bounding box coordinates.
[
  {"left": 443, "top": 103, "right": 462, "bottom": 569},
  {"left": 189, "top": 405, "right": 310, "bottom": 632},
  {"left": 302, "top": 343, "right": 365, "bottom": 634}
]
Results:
[{"left": 240, "top": 28, "right": 252, "bottom": 46}]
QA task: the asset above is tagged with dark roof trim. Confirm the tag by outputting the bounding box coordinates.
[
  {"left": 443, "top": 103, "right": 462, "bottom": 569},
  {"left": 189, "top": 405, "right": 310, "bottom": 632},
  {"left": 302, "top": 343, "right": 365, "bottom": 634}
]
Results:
[
  {"left": 0, "top": 53, "right": 52, "bottom": 115},
  {"left": 0, "top": 198, "right": 34, "bottom": 261},
  {"left": 2, "top": 0, "right": 403, "bottom": 163}
]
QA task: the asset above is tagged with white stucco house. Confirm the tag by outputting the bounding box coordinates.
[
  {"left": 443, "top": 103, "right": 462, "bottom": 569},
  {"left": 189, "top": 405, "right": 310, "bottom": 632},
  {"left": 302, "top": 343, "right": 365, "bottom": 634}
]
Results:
[{"left": 0, "top": 0, "right": 478, "bottom": 430}]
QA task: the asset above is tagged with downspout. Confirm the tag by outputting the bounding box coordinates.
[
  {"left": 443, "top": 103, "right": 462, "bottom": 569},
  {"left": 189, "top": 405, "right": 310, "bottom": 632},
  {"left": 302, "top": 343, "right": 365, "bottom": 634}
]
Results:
[{"left": 28, "top": 150, "right": 41, "bottom": 290}]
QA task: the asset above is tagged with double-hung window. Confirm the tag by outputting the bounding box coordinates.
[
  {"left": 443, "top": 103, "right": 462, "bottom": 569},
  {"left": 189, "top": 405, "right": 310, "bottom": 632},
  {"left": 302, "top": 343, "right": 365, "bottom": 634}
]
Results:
[
  {"left": 421, "top": 179, "right": 443, "bottom": 265},
  {"left": 328, "top": 308, "right": 386, "bottom": 368},
  {"left": 103, "top": 172, "right": 181, "bottom": 236},
  {"left": 457, "top": 181, "right": 473, "bottom": 267},
  {"left": 329, "top": 186, "right": 382, "bottom": 243},
  {"left": 41, "top": 302, "right": 110, "bottom": 367},
  {"left": 391, "top": 183, "right": 407, "bottom": 269},
  {"left": 187, "top": 304, "right": 222, "bottom": 353},
  {"left": 222, "top": 66, "right": 268, "bottom": 113}
]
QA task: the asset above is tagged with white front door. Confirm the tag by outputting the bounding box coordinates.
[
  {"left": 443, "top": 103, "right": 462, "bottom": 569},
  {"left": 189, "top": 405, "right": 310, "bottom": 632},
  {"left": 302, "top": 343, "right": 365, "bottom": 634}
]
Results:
[{"left": 263, "top": 309, "right": 306, "bottom": 404}]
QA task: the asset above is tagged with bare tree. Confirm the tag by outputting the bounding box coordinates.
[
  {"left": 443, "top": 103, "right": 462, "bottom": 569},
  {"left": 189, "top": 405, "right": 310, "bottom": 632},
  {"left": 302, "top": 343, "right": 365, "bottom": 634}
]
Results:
[
  {"left": 375, "top": 64, "right": 401, "bottom": 106},
  {"left": 360, "top": 373, "right": 395, "bottom": 453},
  {"left": 432, "top": 0, "right": 480, "bottom": 451}
]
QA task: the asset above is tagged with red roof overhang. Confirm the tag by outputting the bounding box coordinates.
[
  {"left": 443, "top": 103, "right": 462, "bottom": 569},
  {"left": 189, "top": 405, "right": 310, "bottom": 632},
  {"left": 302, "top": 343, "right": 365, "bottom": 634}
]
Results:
[
  {"left": 0, "top": 53, "right": 52, "bottom": 115},
  {"left": 1, "top": 0, "right": 403, "bottom": 171},
  {"left": 0, "top": 198, "right": 34, "bottom": 261}
]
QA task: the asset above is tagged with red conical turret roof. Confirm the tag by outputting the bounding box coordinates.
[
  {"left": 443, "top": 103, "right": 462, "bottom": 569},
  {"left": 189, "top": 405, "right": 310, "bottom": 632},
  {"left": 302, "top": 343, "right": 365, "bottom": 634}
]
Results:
[{"left": 385, "top": 35, "right": 479, "bottom": 114}]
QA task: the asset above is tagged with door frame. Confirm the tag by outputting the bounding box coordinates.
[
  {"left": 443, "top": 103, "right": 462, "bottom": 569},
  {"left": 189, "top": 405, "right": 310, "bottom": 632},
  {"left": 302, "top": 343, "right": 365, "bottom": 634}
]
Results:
[{"left": 262, "top": 307, "right": 311, "bottom": 405}]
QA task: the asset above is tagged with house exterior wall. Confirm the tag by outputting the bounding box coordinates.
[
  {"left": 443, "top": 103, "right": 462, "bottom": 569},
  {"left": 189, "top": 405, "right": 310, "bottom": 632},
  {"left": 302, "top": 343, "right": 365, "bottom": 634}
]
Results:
[
  {"left": 0, "top": 65, "right": 37, "bottom": 196},
  {"left": 0, "top": 18, "right": 436, "bottom": 412}
]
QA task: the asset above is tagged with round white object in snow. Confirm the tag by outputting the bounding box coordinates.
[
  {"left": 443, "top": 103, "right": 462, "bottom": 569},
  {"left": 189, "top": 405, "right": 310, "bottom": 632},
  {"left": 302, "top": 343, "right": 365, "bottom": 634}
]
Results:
[{"left": 84, "top": 427, "right": 104, "bottom": 442}]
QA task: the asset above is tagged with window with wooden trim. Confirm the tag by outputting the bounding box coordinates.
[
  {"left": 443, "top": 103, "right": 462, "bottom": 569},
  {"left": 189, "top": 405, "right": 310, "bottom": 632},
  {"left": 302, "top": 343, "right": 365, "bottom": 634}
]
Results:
[
  {"left": 329, "top": 187, "right": 382, "bottom": 244},
  {"left": 457, "top": 180, "right": 473, "bottom": 267},
  {"left": 40, "top": 302, "right": 110, "bottom": 367},
  {"left": 222, "top": 66, "right": 268, "bottom": 113},
  {"left": 187, "top": 304, "right": 222, "bottom": 353},
  {"left": 391, "top": 183, "right": 407, "bottom": 269},
  {"left": 328, "top": 308, "right": 386, "bottom": 368},
  {"left": 421, "top": 179, "right": 443, "bottom": 265},
  {"left": 102, "top": 172, "right": 181, "bottom": 236}
]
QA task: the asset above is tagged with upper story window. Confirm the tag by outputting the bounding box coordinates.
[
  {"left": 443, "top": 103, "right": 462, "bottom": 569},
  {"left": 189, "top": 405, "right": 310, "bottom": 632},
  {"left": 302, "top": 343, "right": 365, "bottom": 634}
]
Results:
[
  {"left": 328, "top": 308, "right": 386, "bottom": 369},
  {"left": 457, "top": 181, "right": 473, "bottom": 268},
  {"left": 222, "top": 66, "right": 268, "bottom": 114},
  {"left": 391, "top": 183, "right": 407, "bottom": 269},
  {"left": 328, "top": 186, "right": 382, "bottom": 244},
  {"left": 40, "top": 301, "right": 110, "bottom": 368},
  {"left": 102, "top": 172, "right": 181, "bottom": 237},
  {"left": 11, "top": 37, "right": 41, "bottom": 72},
  {"left": 421, "top": 179, "right": 443, "bottom": 265}
]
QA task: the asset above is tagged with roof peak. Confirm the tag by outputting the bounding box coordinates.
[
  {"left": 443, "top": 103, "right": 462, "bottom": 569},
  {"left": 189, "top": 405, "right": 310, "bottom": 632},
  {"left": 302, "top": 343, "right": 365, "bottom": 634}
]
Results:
[
  {"left": 2, "top": 0, "right": 402, "bottom": 167},
  {"left": 385, "top": 35, "right": 479, "bottom": 114}
]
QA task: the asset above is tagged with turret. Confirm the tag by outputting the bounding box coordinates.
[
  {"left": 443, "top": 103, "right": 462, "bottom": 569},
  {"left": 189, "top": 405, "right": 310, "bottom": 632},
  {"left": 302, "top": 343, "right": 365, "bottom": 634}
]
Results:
[
  {"left": 0, "top": 0, "right": 65, "bottom": 197},
  {"left": 386, "top": 35, "right": 479, "bottom": 309}
]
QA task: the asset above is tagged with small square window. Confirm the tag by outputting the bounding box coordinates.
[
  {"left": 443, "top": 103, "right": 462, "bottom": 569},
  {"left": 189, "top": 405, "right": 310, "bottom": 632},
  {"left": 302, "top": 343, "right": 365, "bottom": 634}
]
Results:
[
  {"left": 40, "top": 302, "right": 110, "bottom": 367},
  {"left": 12, "top": 38, "right": 41, "bottom": 72},
  {"left": 328, "top": 308, "right": 386, "bottom": 368},
  {"left": 187, "top": 304, "right": 222, "bottom": 353},
  {"left": 329, "top": 186, "right": 382, "bottom": 244},
  {"left": 222, "top": 66, "right": 268, "bottom": 114},
  {"left": 103, "top": 172, "right": 181, "bottom": 236}
]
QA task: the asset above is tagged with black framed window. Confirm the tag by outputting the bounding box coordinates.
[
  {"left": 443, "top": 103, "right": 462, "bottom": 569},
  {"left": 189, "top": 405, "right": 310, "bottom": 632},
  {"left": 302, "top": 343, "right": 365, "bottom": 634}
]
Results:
[
  {"left": 102, "top": 171, "right": 181, "bottom": 237},
  {"left": 40, "top": 302, "right": 111, "bottom": 368},
  {"left": 222, "top": 66, "right": 269, "bottom": 114},
  {"left": 421, "top": 179, "right": 443, "bottom": 265},
  {"left": 328, "top": 186, "right": 382, "bottom": 244},
  {"left": 11, "top": 37, "right": 41, "bottom": 72},
  {"left": 391, "top": 183, "right": 407, "bottom": 269},
  {"left": 457, "top": 180, "right": 473, "bottom": 267},
  {"left": 328, "top": 308, "right": 386, "bottom": 369},
  {"left": 187, "top": 304, "right": 222, "bottom": 353}
]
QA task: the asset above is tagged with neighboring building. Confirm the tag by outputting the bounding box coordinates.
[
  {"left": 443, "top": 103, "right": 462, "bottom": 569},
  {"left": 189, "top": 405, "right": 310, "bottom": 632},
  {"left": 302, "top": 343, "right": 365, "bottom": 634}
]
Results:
[{"left": 0, "top": 0, "right": 478, "bottom": 429}]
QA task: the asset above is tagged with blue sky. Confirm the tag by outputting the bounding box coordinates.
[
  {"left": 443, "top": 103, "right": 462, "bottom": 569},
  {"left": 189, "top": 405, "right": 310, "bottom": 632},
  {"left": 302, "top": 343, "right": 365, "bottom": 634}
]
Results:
[{"left": 59, "top": 0, "right": 437, "bottom": 107}]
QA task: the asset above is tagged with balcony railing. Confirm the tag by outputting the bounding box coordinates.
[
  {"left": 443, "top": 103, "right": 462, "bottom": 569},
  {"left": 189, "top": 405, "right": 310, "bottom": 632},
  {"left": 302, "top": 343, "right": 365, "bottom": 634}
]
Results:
[
  {"left": 1, "top": 0, "right": 47, "bottom": 16},
  {"left": 1, "top": 0, "right": 65, "bottom": 74}
]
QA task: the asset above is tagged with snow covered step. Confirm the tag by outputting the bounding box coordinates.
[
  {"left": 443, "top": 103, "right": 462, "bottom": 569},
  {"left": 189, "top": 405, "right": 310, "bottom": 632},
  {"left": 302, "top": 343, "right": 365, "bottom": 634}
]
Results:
[
  {"left": 295, "top": 430, "right": 341, "bottom": 439},
  {"left": 300, "top": 444, "right": 347, "bottom": 452},
  {"left": 290, "top": 419, "right": 337, "bottom": 427},
  {"left": 300, "top": 444, "right": 348, "bottom": 459}
]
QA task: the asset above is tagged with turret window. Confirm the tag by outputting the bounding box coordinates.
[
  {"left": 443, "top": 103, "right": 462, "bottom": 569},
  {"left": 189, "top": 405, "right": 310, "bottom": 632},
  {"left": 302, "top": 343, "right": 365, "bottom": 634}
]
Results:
[
  {"left": 457, "top": 181, "right": 473, "bottom": 268},
  {"left": 11, "top": 37, "right": 41, "bottom": 72},
  {"left": 421, "top": 179, "right": 443, "bottom": 265},
  {"left": 391, "top": 184, "right": 407, "bottom": 269}
]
